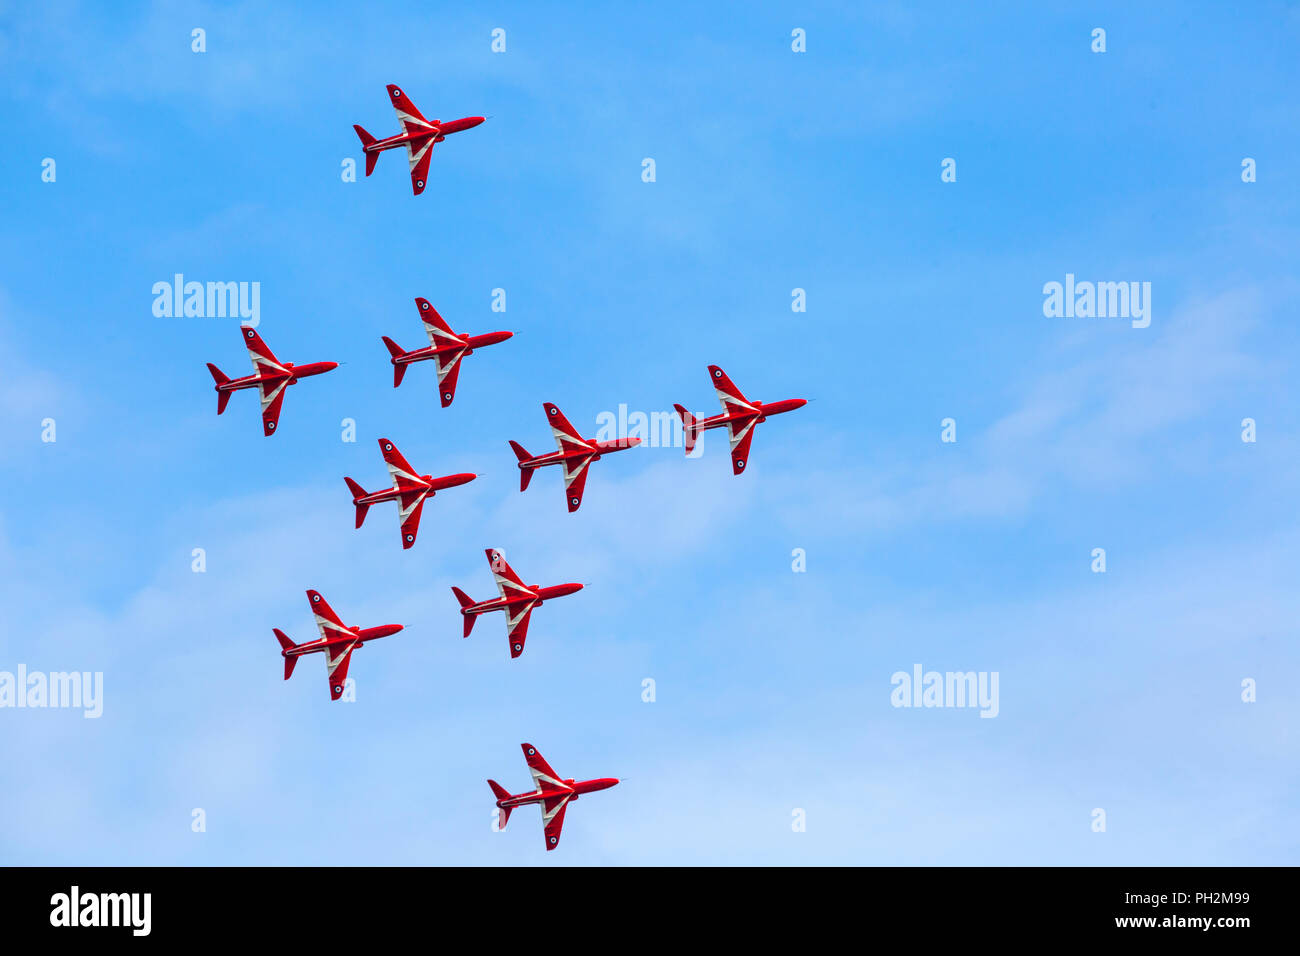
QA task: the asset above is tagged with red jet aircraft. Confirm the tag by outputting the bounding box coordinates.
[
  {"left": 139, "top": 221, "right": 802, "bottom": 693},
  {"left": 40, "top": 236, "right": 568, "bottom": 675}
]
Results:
[
  {"left": 382, "top": 297, "right": 513, "bottom": 406},
  {"left": 274, "top": 590, "right": 404, "bottom": 701},
  {"left": 488, "top": 743, "right": 619, "bottom": 851},
  {"left": 509, "top": 403, "right": 640, "bottom": 512},
  {"left": 673, "top": 365, "right": 807, "bottom": 475},
  {"left": 451, "top": 548, "right": 583, "bottom": 658},
  {"left": 353, "top": 84, "right": 485, "bottom": 195},
  {"left": 206, "top": 326, "right": 337, "bottom": 436},
  {"left": 345, "top": 438, "right": 477, "bottom": 550}
]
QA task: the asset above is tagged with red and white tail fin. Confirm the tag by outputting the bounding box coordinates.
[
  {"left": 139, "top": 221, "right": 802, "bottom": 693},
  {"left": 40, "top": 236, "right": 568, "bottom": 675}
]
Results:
[
  {"left": 381, "top": 337, "right": 409, "bottom": 387},
  {"left": 274, "top": 629, "right": 298, "bottom": 680},
  {"left": 451, "top": 586, "right": 477, "bottom": 637},
  {"left": 207, "top": 364, "right": 232, "bottom": 414},
  {"left": 509, "top": 441, "right": 534, "bottom": 491},
  {"left": 353, "top": 125, "right": 379, "bottom": 176},
  {"left": 488, "top": 780, "right": 513, "bottom": 829},
  {"left": 673, "top": 404, "right": 699, "bottom": 455},
  {"left": 344, "top": 478, "right": 370, "bottom": 528}
]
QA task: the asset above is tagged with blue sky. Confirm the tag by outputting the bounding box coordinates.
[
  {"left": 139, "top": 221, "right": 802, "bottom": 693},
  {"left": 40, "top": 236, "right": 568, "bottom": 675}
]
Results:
[{"left": 1, "top": 1, "right": 1298, "bottom": 864}]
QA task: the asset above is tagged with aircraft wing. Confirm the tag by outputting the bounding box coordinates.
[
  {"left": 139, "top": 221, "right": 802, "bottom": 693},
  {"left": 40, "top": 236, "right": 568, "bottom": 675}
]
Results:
[
  {"left": 521, "top": 743, "right": 566, "bottom": 791},
  {"left": 727, "top": 418, "right": 758, "bottom": 475},
  {"left": 243, "top": 327, "right": 286, "bottom": 376},
  {"left": 541, "top": 793, "right": 572, "bottom": 851},
  {"left": 407, "top": 140, "right": 435, "bottom": 196},
  {"left": 435, "top": 352, "right": 464, "bottom": 408},
  {"left": 504, "top": 602, "right": 534, "bottom": 658},
  {"left": 486, "top": 549, "right": 532, "bottom": 597},
  {"left": 324, "top": 642, "right": 356, "bottom": 701},
  {"left": 562, "top": 454, "right": 594, "bottom": 513},
  {"left": 708, "top": 365, "right": 757, "bottom": 417},
  {"left": 544, "top": 403, "right": 593, "bottom": 456},
  {"left": 307, "top": 590, "right": 350, "bottom": 641},
  {"left": 387, "top": 84, "right": 436, "bottom": 134},
  {"left": 259, "top": 379, "right": 289, "bottom": 436},
  {"left": 398, "top": 489, "right": 428, "bottom": 549},
  {"left": 379, "top": 438, "right": 425, "bottom": 492}
]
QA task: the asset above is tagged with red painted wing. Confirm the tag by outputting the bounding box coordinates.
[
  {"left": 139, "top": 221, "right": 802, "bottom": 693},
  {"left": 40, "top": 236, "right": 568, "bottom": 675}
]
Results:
[
  {"left": 260, "top": 381, "right": 288, "bottom": 436},
  {"left": 505, "top": 604, "right": 533, "bottom": 658},
  {"left": 544, "top": 403, "right": 592, "bottom": 455},
  {"left": 437, "top": 357, "right": 462, "bottom": 408},
  {"left": 386, "top": 84, "right": 433, "bottom": 131},
  {"left": 408, "top": 140, "right": 435, "bottom": 196},
  {"left": 399, "top": 493, "right": 425, "bottom": 549},
  {"left": 729, "top": 422, "right": 757, "bottom": 475},
  {"left": 520, "top": 743, "right": 564, "bottom": 788},
  {"left": 242, "top": 326, "right": 283, "bottom": 370},
  {"left": 708, "top": 365, "right": 754, "bottom": 412},
  {"left": 562, "top": 455, "right": 593, "bottom": 513},
  {"left": 378, "top": 438, "right": 423, "bottom": 491},
  {"left": 542, "top": 794, "right": 571, "bottom": 851},
  {"left": 307, "top": 590, "right": 348, "bottom": 639},
  {"left": 326, "top": 645, "right": 353, "bottom": 701}
]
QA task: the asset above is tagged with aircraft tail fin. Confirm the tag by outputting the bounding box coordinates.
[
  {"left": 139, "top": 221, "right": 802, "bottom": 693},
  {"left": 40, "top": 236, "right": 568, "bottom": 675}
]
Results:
[
  {"left": 451, "top": 587, "right": 477, "bottom": 637},
  {"left": 207, "top": 364, "right": 232, "bottom": 414},
  {"left": 353, "top": 125, "right": 380, "bottom": 175},
  {"left": 674, "top": 404, "right": 699, "bottom": 454},
  {"left": 344, "top": 478, "right": 370, "bottom": 528},
  {"left": 274, "top": 629, "right": 298, "bottom": 680},
  {"left": 509, "top": 441, "right": 534, "bottom": 491},
  {"left": 382, "top": 337, "right": 409, "bottom": 387},
  {"left": 488, "top": 780, "right": 512, "bottom": 829}
]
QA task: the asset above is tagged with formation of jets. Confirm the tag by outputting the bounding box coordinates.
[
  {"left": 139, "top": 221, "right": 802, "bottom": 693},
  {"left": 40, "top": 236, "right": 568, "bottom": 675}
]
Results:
[
  {"left": 353, "top": 85, "right": 485, "bottom": 196},
  {"left": 199, "top": 85, "right": 809, "bottom": 851}
]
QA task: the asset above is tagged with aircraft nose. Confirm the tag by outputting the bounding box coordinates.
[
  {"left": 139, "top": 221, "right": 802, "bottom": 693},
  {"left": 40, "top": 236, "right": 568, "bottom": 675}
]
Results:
[{"left": 470, "top": 116, "right": 486, "bottom": 127}]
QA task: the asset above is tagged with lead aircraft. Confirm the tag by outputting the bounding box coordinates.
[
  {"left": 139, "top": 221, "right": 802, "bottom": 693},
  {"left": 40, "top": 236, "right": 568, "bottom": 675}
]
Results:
[
  {"left": 274, "top": 590, "right": 404, "bottom": 701},
  {"left": 673, "top": 365, "right": 807, "bottom": 474},
  {"left": 353, "top": 84, "right": 485, "bottom": 195},
  {"left": 488, "top": 743, "right": 619, "bottom": 851}
]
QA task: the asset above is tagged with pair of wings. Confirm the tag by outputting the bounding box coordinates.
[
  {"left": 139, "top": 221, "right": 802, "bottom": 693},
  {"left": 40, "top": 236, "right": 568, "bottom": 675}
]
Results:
[
  {"left": 307, "top": 590, "right": 358, "bottom": 701},
  {"left": 378, "top": 438, "right": 431, "bottom": 549},
  {"left": 484, "top": 548, "right": 538, "bottom": 658},
  {"left": 708, "top": 365, "right": 759, "bottom": 475},
  {"left": 414, "top": 297, "right": 468, "bottom": 407},
  {"left": 388, "top": 85, "right": 440, "bottom": 196},
  {"left": 543, "top": 403, "right": 597, "bottom": 512},
  {"left": 520, "top": 743, "right": 573, "bottom": 851},
  {"left": 242, "top": 327, "right": 292, "bottom": 437}
]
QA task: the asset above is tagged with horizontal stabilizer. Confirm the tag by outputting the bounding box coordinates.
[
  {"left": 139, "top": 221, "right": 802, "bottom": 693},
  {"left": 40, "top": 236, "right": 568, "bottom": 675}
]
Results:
[
  {"left": 509, "top": 441, "right": 534, "bottom": 491},
  {"left": 344, "top": 478, "right": 370, "bottom": 528},
  {"left": 452, "top": 587, "right": 477, "bottom": 637}
]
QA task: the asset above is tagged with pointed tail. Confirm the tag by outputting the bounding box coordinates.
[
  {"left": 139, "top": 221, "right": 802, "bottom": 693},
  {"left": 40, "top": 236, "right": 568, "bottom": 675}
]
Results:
[
  {"left": 382, "top": 337, "right": 409, "bottom": 387},
  {"left": 207, "top": 364, "right": 232, "bottom": 414},
  {"left": 509, "top": 441, "right": 534, "bottom": 491},
  {"left": 344, "top": 477, "right": 370, "bottom": 528},
  {"left": 673, "top": 404, "right": 699, "bottom": 455},
  {"left": 274, "top": 628, "right": 298, "bottom": 680},
  {"left": 452, "top": 586, "right": 477, "bottom": 637},
  {"left": 488, "top": 780, "right": 513, "bottom": 829},
  {"left": 353, "top": 125, "right": 379, "bottom": 176}
]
